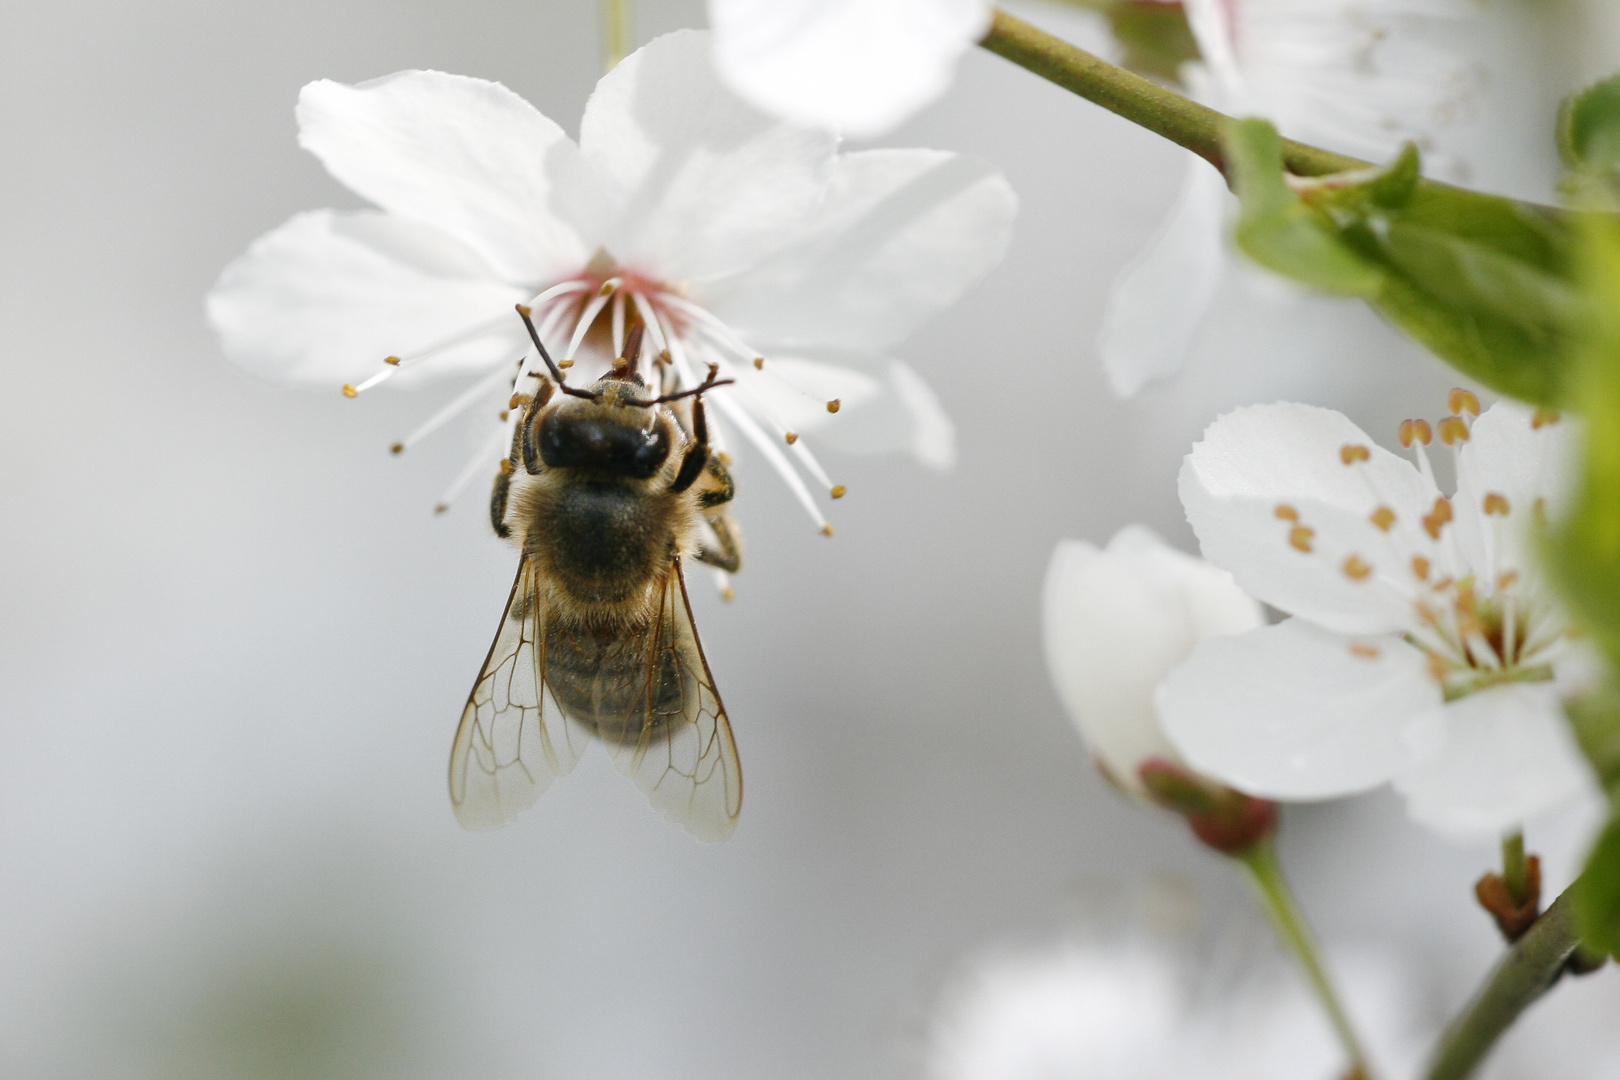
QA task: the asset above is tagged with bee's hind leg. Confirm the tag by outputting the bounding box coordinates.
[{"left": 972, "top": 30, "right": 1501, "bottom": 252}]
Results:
[{"left": 695, "top": 503, "right": 742, "bottom": 573}]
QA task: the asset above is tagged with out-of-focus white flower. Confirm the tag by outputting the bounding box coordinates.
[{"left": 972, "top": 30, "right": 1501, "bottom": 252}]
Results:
[
  {"left": 1101, "top": 0, "right": 1550, "bottom": 396},
  {"left": 707, "top": 0, "right": 993, "bottom": 138},
  {"left": 208, "top": 30, "right": 1016, "bottom": 533},
  {"left": 1042, "top": 525, "right": 1263, "bottom": 795},
  {"left": 926, "top": 934, "right": 1427, "bottom": 1080},
  {"left": 1160, "top": 397, "right": 1598, "bottom": 838}
]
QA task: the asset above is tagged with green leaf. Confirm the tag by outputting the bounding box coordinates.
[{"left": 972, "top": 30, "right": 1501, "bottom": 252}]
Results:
[
  {"left": 1054, "top": 0, "right": 1200, "bottom": 84},
  {"left": 1548, "top": 213, "right": 1620, "bottom": 666},
  {"left": 1566, "top": 685, "right": 1620, "bottom": 800},
  {"left": 1107, "top": 2, "right": 1199, "bottom": 84},
  {"left": 1219, "top": 118, "right": 1579, "bottom": 406},
  {"left": 1224, "top": 118, "right": 1384, "bottom": 296},
  {"left": 1575, "top": 815, "right": 1620, "bottom": 957},
  {"left": 1560, "top": 72, "right": 1620, "bottom": 172}
]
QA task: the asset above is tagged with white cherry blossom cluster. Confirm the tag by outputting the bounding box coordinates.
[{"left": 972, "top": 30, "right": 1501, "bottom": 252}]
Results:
[
  {"left": 209, "top": 31, "right": 1016, "bottom": 543},
  {"left": 1046, "top": 396, "right": 1598, "bottom": 841},
  {"left": 1163, "top": 396, "right": 1596, "bottom": 837}
]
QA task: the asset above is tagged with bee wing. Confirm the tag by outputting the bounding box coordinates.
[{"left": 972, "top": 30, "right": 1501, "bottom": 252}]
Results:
[
  {"left": 599, "top": 556, "right": 742, "bottom": 843},
  {"left": 448, "top": 557, "right": 591, "bottom": 830}
]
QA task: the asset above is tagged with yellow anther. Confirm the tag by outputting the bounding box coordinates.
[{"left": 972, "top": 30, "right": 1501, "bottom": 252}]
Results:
[
  {"left": 657, "top": 349, "right": 672, "bottom": 366},
  {"left": 384, "top": 355, "right": 402, "bottom": 366},
  {"left": 1427, "top": 653, "right": 1449, "bottom": 682},
  {"left": 515, "top": 304, "right": 533, "bottom": 317},
  {"left": 830, "top": 485, "right": 847, "bottom": 499},
  {"left": 1449, "top": 388, "right": 1481, "bottom": 416},
  {"left": 820, "top": 523, "right": 835, "bottom": 537},
  {"left": 1438, "top": 416, "right": 1471, "bottom": 445},
  {"left": 785, "top": 432, "right": 798, "bottom": 445},
  {"left": 753, "top": 357, "right": 765, "bottom": 370},
  {"left": 1369, "top": 506, "right": 1396, "bottom": 531},
  {"left": 1532, "top": 408, "right": 1561, "bottom": 430},
  {"left": 499, "top": 458, "right": 515, "bottom": 476},
  {"left": 341, "top": 384, "right": 358, "bottom": 398},
  {"left": 434, "top": 503, "right": 449, "bottom": 514},
  {"left": 1349, "top": 642, "right": 1382, "bottom": 660},
  {"left": 1289, "top": 526, "right": 1315, "bottom": 553},
  {"left": 558, "top": 359, "right": 574, "bottom": 369},
  {"left": 1498, "top": 570, "right": 1520, "bottom": 590},
  {"left": 390, "top": 442, "right": 404, "bottom": 455},
  {"left": 827, "top": 399, "right": 841, "bottom": 413},
  {"left": 1342, "top": 555, "right": 1373, "bottom": 581},
  {"left": 1274, "top": 504, "right": 1300, "bottom": 522},
  {"left": 1422, "top": 496, "right": 1453, "bottom": 540},
  {"left": 1412, "top": 555, "right": 1432, "bottom": 581},
  {"left": 499, "top": 411, "right": 509, "bottom": 421},
  {"left": 1483, "top": 492, "right": 1511, "bottom": 516},
  {"left": 721, "top": 587, "right": 736, "bottom": 602},
  {"left": 1399, "top": 419, "right": 1433, "bottom": 448},
  {"left": 598, "top": 281, "right": 615, "bottom": 296},
  {"left": 1340, "top": 444, "right": 1371, "bottom": 465}
]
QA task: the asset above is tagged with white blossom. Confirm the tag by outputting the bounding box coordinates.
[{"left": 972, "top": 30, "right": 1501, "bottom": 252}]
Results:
[
  {"left": 1159, "top": 397, "right": 1598, "bottom": 838},
  {"left": 207, "top": 30, "right": 1016, "bottom": 537},
  {"left": 707, "top": 0, "right": 992, "bottom": 138},
  {"left": 926, "top": 933, "right": 1427, "bottom": 1080},
  {"left": 1043, "top": 525, "right": 1262, "bottom": 795},
  {"left": 1101, "top": 0, "right": 1553, "bottom": 396}
]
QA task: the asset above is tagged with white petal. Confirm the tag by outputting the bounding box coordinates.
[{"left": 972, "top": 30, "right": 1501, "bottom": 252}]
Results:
[
  {"left": 1394, "top": 683, "right": 1596, "bottom": 838},
  {"left": 704, "top": 148, "right": 1017, "bottom": 351},
  {"left": 1180, "top": 402, "right": 1441, "bottom": 635},
  {"left": 297, "top": 71, "right": 604, "bottom": 285},
  {"left": 206, "top": 210, "right": 528, "bottom": 386},
  {"left": 1452, "top": 400, "right": 1577, "bottom": 577},
  {"left": 580, "top": 30, "right": 838, "bottom": 282},
  {"left": 1043, "top": 527, "right": 1262, "bottom": 790},
  {"left": 1182, "top": 0, "right": 1248, "bottom": 110},
  {"left": 1159, "top": 619, "right": 1441, "bottom": 800},
  {"left": 736, "top": 349, "right": 955, "bottom": 468},
  {"left": 708, "top": 0, "right": 992, "bottom": 138},
  {"left": 1098, "top": 156, "right": 1228, "bottom": 398}
]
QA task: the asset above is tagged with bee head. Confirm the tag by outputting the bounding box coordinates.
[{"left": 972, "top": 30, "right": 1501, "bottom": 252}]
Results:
[{"left": 538, "top": 396, "right": 671, "bottom": 480}]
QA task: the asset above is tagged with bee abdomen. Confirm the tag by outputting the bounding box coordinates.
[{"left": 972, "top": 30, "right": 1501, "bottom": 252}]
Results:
[{"left": 543, "top": 618, "right": 691, "bottom": 745}]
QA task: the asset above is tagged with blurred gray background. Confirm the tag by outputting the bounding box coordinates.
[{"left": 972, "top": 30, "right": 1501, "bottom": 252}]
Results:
[{"left": 2, "top": 0, "right": 1618, "bottom": 1076}]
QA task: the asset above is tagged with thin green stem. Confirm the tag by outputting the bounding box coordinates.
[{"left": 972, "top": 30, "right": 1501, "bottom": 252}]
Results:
[
  {"left": 978, "top": 8, "right": 1363, "bottom": 178},
  {"left": 601, "top": 0, "right": 632, "bottom": 72},
  {"left": 1425, "top": 888, "right": 1582, "bottom": 1080},
  {"left": 1239, "top": 840, "right": 1371, "bottom": 1078},
  {"left": 1501, "top": 831, "right": 1529, "bottom": 907}
]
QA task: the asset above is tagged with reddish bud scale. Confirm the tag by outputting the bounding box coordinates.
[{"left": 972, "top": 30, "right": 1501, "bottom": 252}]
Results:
[{"left": 1138, "top": 759, "right": 1278, "bottom": 856}]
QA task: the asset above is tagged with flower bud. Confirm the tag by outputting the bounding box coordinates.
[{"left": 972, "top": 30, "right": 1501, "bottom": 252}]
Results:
[{"left": 1042, "top": 526, "right": 1263, "bottom": 797}]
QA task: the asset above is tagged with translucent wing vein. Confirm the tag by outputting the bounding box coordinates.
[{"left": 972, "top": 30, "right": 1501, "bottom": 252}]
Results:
[
  {"left": 598, "top": 557, "right": 742, "bottom": 843},
  {"left": 449, "top": 558, "right": 589, "bottom": 830}
]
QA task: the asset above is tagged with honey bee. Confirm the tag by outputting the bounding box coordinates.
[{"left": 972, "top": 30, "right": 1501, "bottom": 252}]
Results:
[{"left": 448, "top": 305, "right": 744, "bottom": 842}]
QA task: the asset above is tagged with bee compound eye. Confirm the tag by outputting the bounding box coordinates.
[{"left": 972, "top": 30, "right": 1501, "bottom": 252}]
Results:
[{"left": 538, "top": 410, "right": 670, "bottom": 478}]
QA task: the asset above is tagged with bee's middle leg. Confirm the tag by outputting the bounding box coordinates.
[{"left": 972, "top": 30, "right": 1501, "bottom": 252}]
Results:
[{"left": 489, "top": 411, "right": 528, "bottom": 539}]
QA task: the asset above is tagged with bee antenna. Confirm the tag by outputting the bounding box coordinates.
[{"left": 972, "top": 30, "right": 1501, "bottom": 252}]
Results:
[
  {"left": 516, "top": 303, "right": 595, "bottom": 401},
  {"left": 619, "top": 324, "right": 646, "bottom": 379},
  {"left": 626, "top": 362, "right": 733, "bottom": 407}
]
